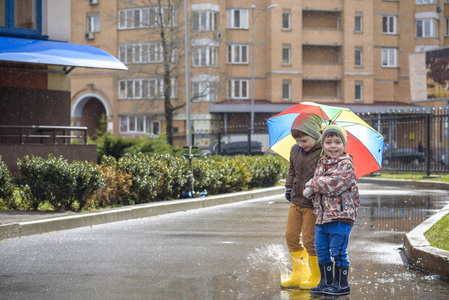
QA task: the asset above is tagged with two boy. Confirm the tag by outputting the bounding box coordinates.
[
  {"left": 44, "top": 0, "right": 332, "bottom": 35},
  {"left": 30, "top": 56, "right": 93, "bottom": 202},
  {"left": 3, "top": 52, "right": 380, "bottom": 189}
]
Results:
[{"left": 283, "top": 118, "right": 360, "bottom": 297}]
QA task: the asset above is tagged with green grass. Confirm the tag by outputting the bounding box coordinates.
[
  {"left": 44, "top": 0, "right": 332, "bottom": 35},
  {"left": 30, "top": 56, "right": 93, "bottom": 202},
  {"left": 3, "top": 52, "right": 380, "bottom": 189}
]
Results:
[
  {"left": 424, "top": 214, "right": 449, "bottom": 251},
  {"left": 368, "top": 171, "right": 449, "bottom": 182}
]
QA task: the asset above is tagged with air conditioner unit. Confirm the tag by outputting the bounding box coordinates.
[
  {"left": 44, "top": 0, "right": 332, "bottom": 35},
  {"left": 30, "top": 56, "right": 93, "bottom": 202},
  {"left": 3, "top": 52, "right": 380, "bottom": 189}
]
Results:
[
  {"left": 214, "top": 32, "right": 222, "bottom": 40},
  {"left": 85, "top": 32, "right": 94, "bottom": 40},
  {"left": 88, "top": 0, "right": 98, "bottom": 5}
]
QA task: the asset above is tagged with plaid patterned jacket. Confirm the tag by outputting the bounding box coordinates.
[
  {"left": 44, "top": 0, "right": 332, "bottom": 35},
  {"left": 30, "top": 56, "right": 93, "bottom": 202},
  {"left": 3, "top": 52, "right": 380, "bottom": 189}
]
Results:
[{"left": 310, "top": 153, "right": 360, "bottom": 225}]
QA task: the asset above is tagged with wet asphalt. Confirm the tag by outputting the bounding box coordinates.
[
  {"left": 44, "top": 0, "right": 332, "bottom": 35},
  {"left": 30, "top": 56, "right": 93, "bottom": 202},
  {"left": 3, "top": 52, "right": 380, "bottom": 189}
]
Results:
[{"left": 0, "top": 182, "right": 448, "bottom": 300}]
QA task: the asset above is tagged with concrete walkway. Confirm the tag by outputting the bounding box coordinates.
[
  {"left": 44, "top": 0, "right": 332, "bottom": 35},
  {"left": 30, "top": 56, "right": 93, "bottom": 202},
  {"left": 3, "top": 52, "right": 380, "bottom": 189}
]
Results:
[{"left": 1, "top": 178, "right": 448, "bottom": 279}]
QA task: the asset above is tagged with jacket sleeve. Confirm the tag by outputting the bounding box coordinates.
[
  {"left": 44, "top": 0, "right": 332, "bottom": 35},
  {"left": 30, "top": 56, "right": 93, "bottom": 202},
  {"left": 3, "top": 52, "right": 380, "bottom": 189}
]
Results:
[
  {"left": 311, "top": 160, "right": 356, "bottom": 196},
  {"left": 285, "top": 147, "right": 295, "bottom": 188}
]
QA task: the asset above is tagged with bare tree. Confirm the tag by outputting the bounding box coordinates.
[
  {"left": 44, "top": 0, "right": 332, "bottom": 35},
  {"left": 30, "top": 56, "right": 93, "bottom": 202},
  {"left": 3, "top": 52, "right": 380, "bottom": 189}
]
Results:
[
  {"left": 118, "top": 0, "right": 186, "bottom": 145},
  {"left": 118, "top": 0, "right": 224, "bottom": 145}
]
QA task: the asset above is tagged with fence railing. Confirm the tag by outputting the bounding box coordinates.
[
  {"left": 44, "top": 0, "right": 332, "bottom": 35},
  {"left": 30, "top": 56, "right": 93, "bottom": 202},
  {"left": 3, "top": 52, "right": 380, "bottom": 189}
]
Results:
[
  {"left": 189, "top": 114, "right": 449, "bottom": 175},
  {"left": 0, "top": 125, "right": 88, "bottom": 145}
]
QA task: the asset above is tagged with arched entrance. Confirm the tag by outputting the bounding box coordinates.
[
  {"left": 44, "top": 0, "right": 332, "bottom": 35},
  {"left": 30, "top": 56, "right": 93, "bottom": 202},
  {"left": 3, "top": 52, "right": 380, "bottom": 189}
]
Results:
[{"left": 72, "top": 93, "right": 111, "bottom": 139}]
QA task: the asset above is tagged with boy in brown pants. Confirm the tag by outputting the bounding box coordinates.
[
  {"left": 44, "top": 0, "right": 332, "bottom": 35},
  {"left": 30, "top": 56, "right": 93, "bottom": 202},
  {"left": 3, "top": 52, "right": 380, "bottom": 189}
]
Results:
[{"left": 281, "top": 112, "right": 323, "bottom": 289}]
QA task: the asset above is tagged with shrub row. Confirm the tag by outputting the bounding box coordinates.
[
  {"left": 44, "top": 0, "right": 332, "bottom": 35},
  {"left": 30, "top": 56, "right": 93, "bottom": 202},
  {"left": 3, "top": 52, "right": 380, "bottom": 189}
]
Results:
[
  {"left": 14, "top": 155, "right": 104, "bottom": 211},
  {"left": 0, "top": 154, "right": 288, "bottom": 211}
]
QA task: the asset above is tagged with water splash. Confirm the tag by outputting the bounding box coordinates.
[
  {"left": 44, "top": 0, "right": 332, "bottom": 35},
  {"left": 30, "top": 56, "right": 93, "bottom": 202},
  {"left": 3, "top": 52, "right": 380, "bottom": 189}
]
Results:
[{"left": 248, "top": 244, "right": 290, "bottom": 281}]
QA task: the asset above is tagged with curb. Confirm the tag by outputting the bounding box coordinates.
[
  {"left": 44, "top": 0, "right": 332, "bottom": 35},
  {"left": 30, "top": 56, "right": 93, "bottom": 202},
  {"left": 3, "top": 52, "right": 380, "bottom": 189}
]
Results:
[
  {"left": 359, "top": 177, "right": 449, "bottom": 279},
  {"left": 0, "top": 186, "right": 284, "bottom": 241},
  {"left": 403, "top": 203, "right": 449, "bottom": 279}
]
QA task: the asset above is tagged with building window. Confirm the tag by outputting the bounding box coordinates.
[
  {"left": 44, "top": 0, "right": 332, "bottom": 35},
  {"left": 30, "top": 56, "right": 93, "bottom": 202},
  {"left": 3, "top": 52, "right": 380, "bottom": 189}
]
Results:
[
  {"left": 416, "top": 19, "right": 437, "bottom": 38},
  {"left": 193, "top": 47, "right": 217, "bottom": 67},
  {"left": 355, "top": 47, "right": 363, "bottom": 67},
  {"left": 228, "top": 79, "right": 248, "bottom": 99},
  {"left": 355, "top": 14, "right": 363, "bottom": 33},
  {"left": 382, "top": 48, "right": 397, "bottom": 67},
  {"left": 119, "top": 42, "right": 172, "bottom": 64},
  {"left": 227, "top": 44, "right": 248, "bottom": 64},
  {"left": 282, "top": 45, "right": 291, "bottom": 65},
  {"left": 193, "top": 82, "right": 218, "bottom": 102},
  {"left": 119, "top": 78, "right": 176, "bottom": 99},
  {"left": 445, "top": 18, "right": 449, "bottom": 36},
  {"left": 0, "top": 0, "right": 42, "bottom": 37},
  {"left": 120, "top": 115, "right": 160, "bottom": 135},
  {"left": 355, "top": 81, "right": 363, "bottom": 101},
  {"left": 193, "top": 11, "right": 217, "bottom": 32},
  {"left": 282, "top": 10, "right": 291, "bottom": 30},
  {"left": 87, "top": 14, "right": 100, "bottom": 33},
  {"left": 118, "top": 7, "right": 175, "bottom": 30},
  {"left": 382, "top": 15, "right": 397, "bottom": 34},
  {"left": 282, "top": 81, "right": 291, "bottom": 100},
  {"left": 416, "top": 0, "right": 435, "bottom": 4},
  {"left": 227, "top": 8, "right": 248, "bottom": 29}
]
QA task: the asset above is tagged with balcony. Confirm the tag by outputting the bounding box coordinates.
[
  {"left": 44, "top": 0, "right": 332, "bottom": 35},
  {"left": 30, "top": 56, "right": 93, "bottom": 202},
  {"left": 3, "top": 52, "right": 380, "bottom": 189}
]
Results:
[{"left": 302, "top": 64, "right": 343, "bottom": 80}]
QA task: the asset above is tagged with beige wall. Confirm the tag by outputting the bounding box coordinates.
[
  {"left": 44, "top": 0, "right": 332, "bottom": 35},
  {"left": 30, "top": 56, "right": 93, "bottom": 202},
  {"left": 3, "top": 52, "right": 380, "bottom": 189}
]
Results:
[{"left": 70, "top": 0, "right": 449, "bottom": 139}]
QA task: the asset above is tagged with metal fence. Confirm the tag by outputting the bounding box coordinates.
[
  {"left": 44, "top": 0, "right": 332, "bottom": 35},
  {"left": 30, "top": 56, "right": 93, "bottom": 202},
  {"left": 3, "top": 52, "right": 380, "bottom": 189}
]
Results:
[
  {"left": 370, "top": 113, "right": 449, "bottom": 174},
  {"left": 189, "top": 113, "right": 449, "bottom": 175}
]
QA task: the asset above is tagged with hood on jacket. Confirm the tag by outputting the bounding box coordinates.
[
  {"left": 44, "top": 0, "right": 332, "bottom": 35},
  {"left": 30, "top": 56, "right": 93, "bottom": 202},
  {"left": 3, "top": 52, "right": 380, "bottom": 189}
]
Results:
[{"left": 291, "top": 113, "right": 323, "bottom": 141}]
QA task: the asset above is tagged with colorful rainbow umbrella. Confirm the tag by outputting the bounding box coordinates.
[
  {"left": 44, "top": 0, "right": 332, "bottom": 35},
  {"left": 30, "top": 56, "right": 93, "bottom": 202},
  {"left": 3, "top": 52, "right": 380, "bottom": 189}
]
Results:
[{"left": 267, "top": 102, "right": 384, "bottom": 178}]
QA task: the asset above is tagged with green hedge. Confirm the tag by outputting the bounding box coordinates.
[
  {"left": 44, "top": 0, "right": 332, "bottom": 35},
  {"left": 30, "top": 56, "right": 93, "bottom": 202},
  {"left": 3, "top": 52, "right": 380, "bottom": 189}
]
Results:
[
  {"left": 15, "top": 155, "right": 104, "bottom": 211},
  {"left": 4, "top": 153, "right": 288, "bottom": 211},
  {"left": 0, "top": 156, "right": 14, "bottom": 208}
]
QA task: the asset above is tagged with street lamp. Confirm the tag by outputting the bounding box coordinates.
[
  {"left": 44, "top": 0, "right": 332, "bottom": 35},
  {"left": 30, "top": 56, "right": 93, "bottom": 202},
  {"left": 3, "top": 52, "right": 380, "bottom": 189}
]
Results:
[
  {"left": 250, "top": 4, "right": 277, "bottom": 132},
  {"left": 184, "top": 0, "right": 191, "bottom": 146}
]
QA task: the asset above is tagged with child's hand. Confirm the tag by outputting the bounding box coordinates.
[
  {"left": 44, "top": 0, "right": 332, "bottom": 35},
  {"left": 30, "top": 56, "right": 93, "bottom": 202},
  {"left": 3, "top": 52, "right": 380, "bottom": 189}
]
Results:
[
  {"left": 305, "top": 179, "right": 312, "bottom": 188},
  {"left": 303, "top": 187, "right": 313, "bottom": 198},
  {"left": 285, "top": 188, "right": 292, "bottom": 201}
]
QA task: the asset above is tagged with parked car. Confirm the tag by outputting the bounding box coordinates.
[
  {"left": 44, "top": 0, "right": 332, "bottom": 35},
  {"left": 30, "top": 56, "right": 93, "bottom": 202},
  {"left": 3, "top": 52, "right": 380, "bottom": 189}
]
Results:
[
  {"left": 201, "top": 141, "right": 265, "bottom": 156},
  {"left": 382, "top": 148, "right": 425, "bottom": 165}
]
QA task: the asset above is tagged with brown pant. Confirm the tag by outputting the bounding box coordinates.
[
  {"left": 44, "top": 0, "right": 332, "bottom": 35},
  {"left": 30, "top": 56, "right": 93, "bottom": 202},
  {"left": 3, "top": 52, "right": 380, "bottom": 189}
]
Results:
[{"left": 285, "top": 203, "right": 317, "bottom": 255}]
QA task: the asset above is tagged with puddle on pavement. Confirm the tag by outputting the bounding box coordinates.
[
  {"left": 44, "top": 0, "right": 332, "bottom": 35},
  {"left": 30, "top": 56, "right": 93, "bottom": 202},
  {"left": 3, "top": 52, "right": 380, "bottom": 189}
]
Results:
[{"left": 238, "top": 193, "right": 449, "bottom": 299}]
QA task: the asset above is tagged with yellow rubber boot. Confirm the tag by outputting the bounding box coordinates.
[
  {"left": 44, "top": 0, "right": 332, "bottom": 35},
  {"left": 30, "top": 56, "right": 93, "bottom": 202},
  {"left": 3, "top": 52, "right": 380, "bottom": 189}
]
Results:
[
  {"left": 299, "top": 255, "right": 321, "bottom": 289},
  {"left": 280, "top": 250, "right": 311, "bottom": 288}
]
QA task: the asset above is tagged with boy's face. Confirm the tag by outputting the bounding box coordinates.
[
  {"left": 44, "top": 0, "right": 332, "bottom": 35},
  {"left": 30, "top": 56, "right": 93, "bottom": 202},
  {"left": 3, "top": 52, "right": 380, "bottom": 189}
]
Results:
[
  {"left": 295, "top": 135, "right": 316, "bottom": 152},
  {"left": 323, "top": 134, "right": 344, "bottom": 159}
]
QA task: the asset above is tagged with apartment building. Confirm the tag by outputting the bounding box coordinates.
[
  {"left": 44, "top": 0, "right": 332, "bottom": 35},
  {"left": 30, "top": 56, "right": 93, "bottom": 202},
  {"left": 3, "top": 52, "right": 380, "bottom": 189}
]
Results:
[{"left": 71, "top": 0, "right": 448, "bottom": 147}]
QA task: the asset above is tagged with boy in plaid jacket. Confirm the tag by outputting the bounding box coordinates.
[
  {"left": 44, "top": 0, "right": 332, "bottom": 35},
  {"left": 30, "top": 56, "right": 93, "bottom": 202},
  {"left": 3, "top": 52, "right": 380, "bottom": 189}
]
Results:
[{"left": 303, "top": 125, "right": 360, "bottom": 296}]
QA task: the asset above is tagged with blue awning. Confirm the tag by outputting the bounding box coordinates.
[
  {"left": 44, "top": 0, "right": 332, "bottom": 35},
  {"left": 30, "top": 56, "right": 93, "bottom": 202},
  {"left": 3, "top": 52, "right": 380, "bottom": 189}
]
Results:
[{"left": 0, "top": 36, "right": 127, "bottom": 71}]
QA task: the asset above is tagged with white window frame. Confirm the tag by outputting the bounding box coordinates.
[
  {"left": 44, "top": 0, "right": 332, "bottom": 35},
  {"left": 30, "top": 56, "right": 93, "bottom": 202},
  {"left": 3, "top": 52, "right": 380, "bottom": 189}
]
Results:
[
  {"left": 355, "top": 47, "right": 363, "bottom": 67},
  {"left": 120, "top": 115, "right": 161, "bottom": 136},
  {"left": 416, "top": 19, "right": 437, "bottom": 38},
  {"left": 382, "top": 15, "right": 397, "bottom": 35},
  {"left": 227, "top": 8, "right": 248, "bottom": 29},
  {"left": 282, "top": 80, "right": 291, "bottom": 100},
  {"left": 228, "top": 79, "right": 248, "bottom": 99},
  {"left": 355, "top": 14, "right": 363, "bottom": 33},
  {"left": 282, "top": 45, "right": 291, "bottom": 65},
  {"left": 118, "top": 7, "right": 175, "bottom": 30},
  {"left": 119, "top": 43, "right": 165, "bottom": 64},
  {"left": 87, "top": 14, "right": 100, "bottom": 32},
  {"left": 193, "top": 11, "right": 217, "bottom": 32},
  {"left": 193, "top": 81, "right": 218, "bottom": 102},
  {"left": 355, "top": 81, "right": 363, "bottom": 101},
  {"left": 193, "top": 46, "right": 217, "bottom": 67},
  {"left": 416, "top": 0, "right": 435, "bottom": 4},
  {"left": 381, "top": 48, "right": 397, "bottom": 68},
  {"left": 118, "top": 78, "right": 176, "bottom": 99},
  {"left": 445, "top": 17, "right": 449, "bottom": 37},
  {"left": 227, "top": 44, "right": 248, "bottom": 64},
  {"left": 282, "top": 10, "right": 291, "bottom": 30}
]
